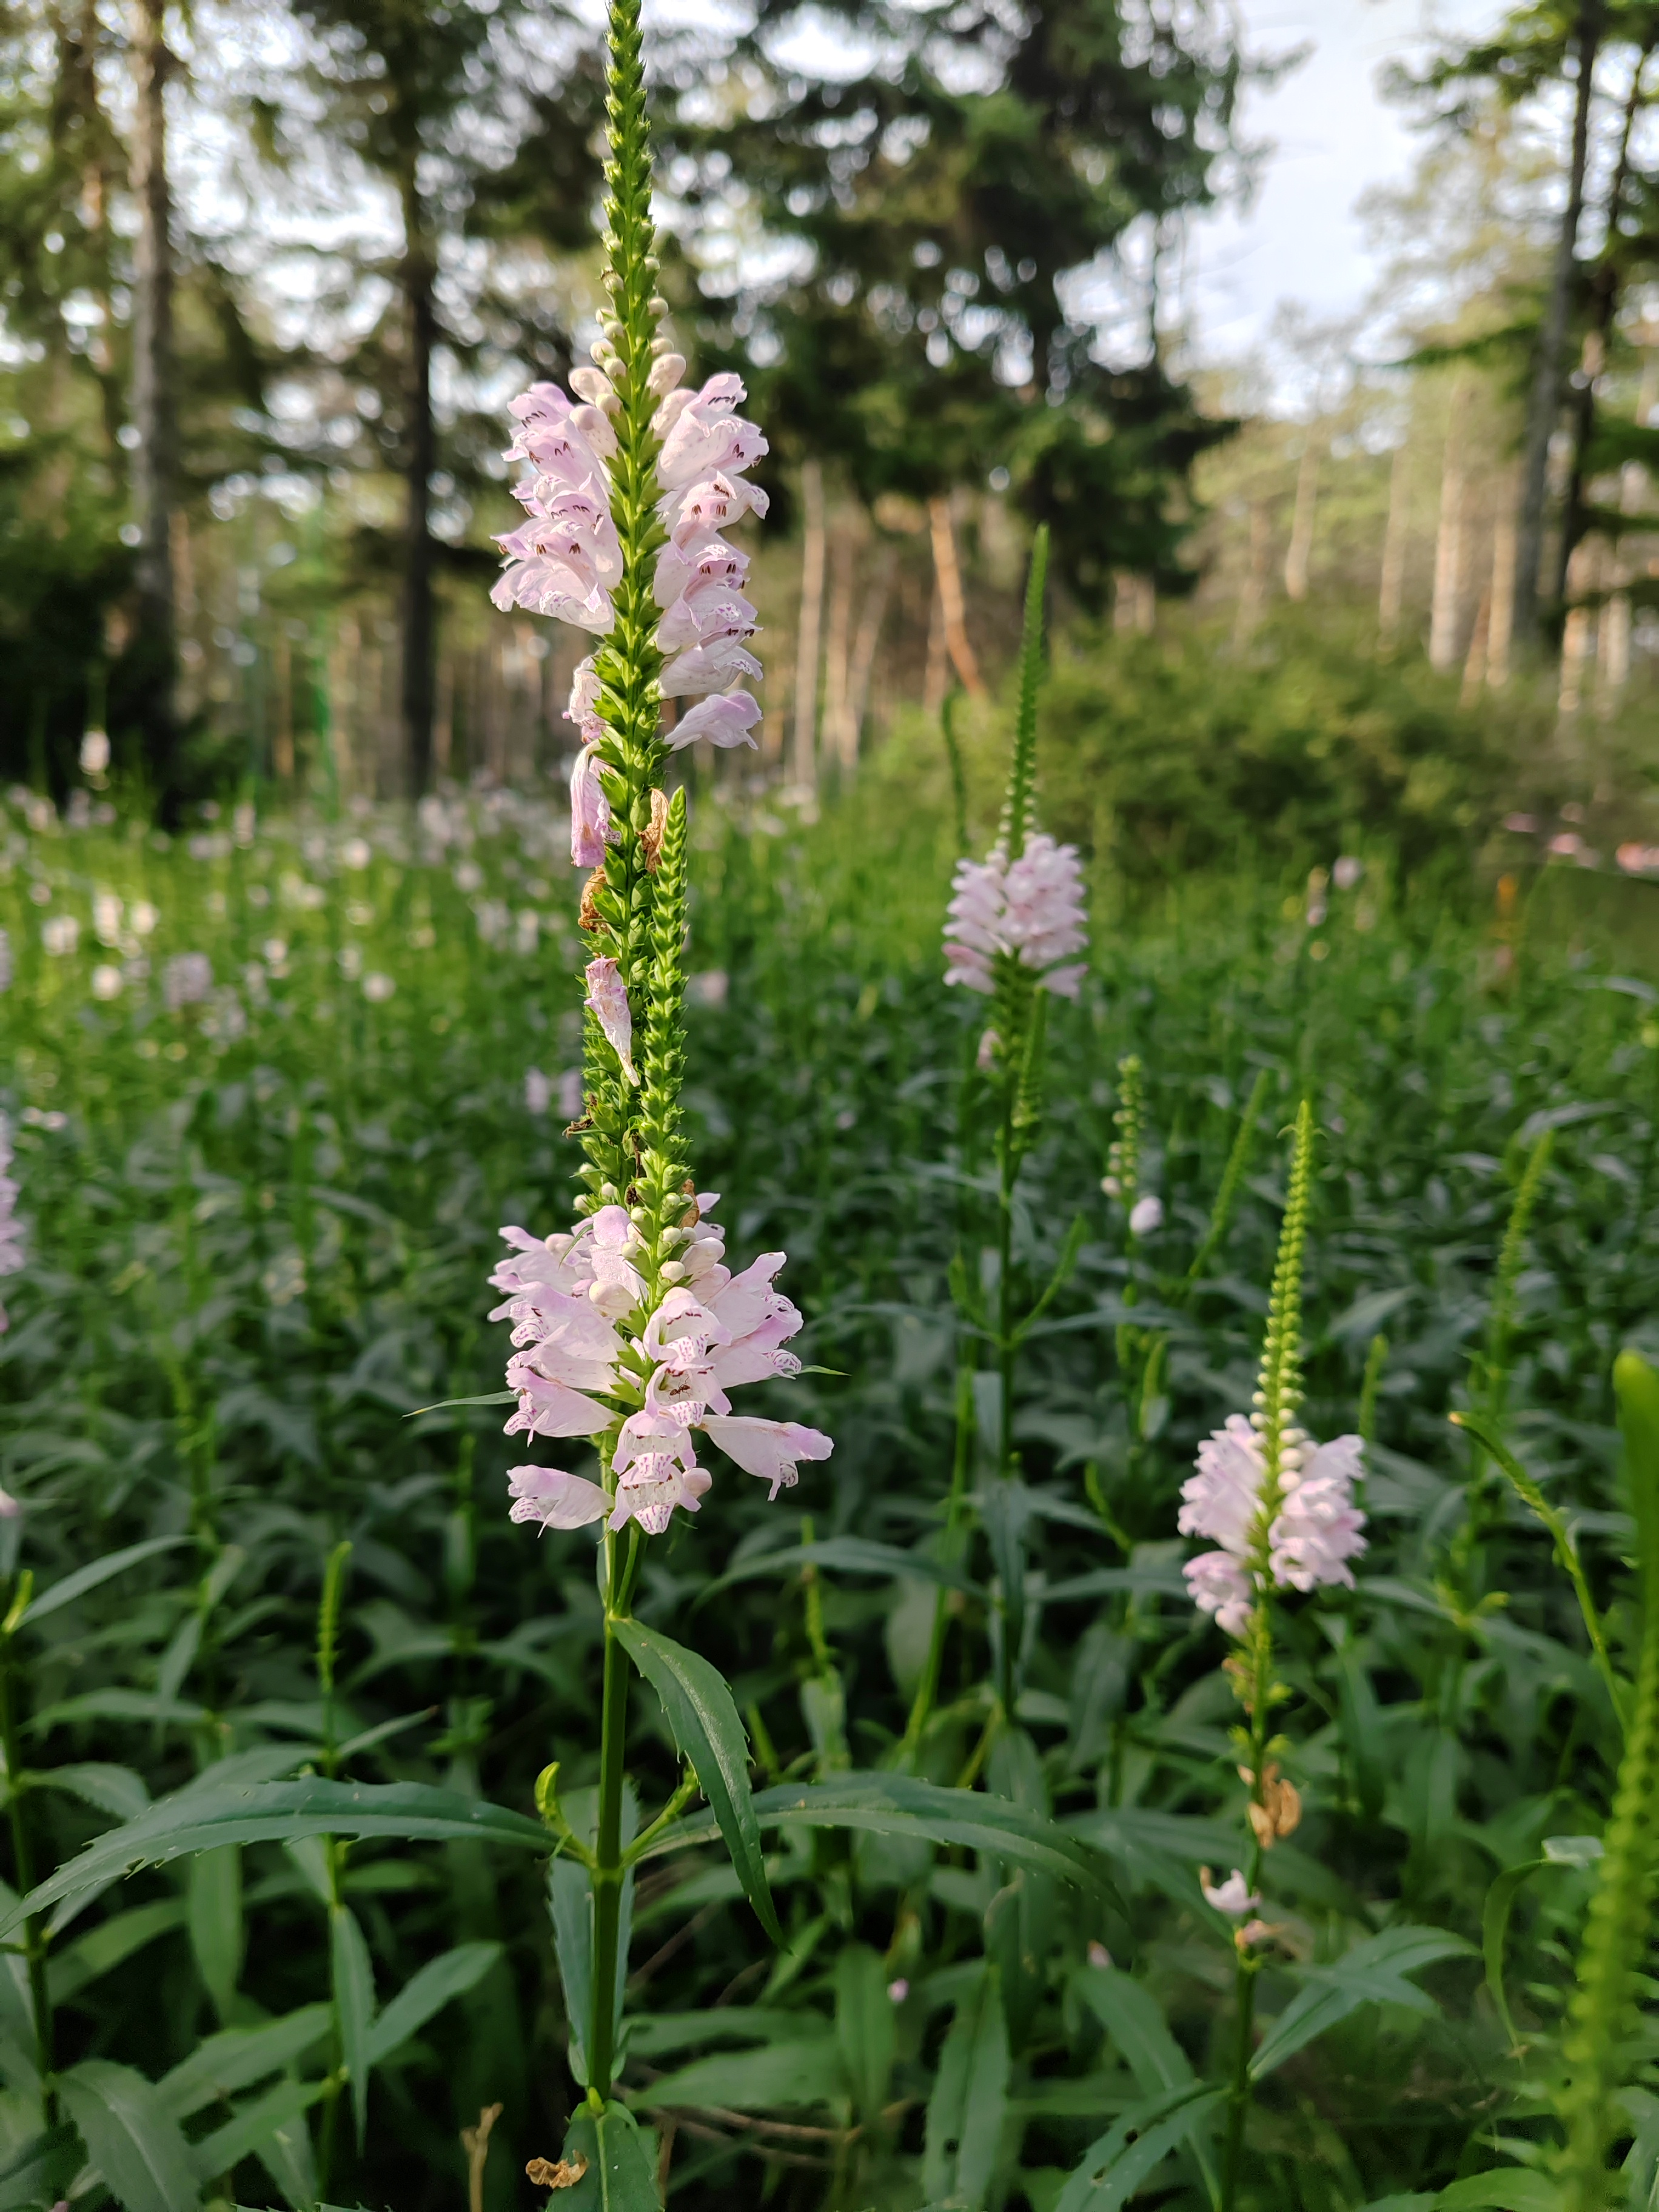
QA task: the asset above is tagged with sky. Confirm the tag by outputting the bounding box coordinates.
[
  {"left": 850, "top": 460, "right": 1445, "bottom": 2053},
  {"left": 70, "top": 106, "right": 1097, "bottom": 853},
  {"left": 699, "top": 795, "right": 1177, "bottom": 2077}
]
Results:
[{"left": 1184, "top": 0, "right": 1508, "bottom": 375}]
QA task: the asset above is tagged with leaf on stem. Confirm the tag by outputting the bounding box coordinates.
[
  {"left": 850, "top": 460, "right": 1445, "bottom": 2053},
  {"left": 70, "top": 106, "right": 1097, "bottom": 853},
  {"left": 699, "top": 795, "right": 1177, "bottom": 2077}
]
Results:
[
  {"left": 0, "top": 1779, "right": 552, "bottom": 1937},
  {"left": 614, "top": 1618, "right": 782, "bottom": 1945},
  {"left": 58, "top": 2058, "right": 203, "bottom": 2212},
  {"left": 1248, "top": 1926, "right": 1473, "bottom": 2080}
]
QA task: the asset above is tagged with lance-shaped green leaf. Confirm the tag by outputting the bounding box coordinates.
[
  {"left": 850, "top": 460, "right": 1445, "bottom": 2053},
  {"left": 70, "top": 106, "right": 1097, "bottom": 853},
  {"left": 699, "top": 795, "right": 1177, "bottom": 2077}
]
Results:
[
  {"left": 702, "top": 1538, "right": 979, "bottom": 1598},
  {"left": 58, "top": 2058, "right": 203, "bottom": 2212},
  {"left": 1056, "top": 2083, "right": 1225, "bottom": 2212},
  {"left": 923, "top": 1965, "right": 1009, "bottom": 2209},
  {"left": 191, "top": 2074, "right": 327, "bottom": 2184},
  {"left": 18, "top": 1537, "right": 191, "bottom": 1629},
  {"left": 640, "top": 1774, "right": 1116, "bottom": 1898},
  {"left": 158, "top": 2004, "right": 333, "bottom": 2120},
  {"left": 613, "top": 1618, "right": 782, "bottom": 1943},
  {"left": 367, "top": 1939, "right": 500, "bottom": 2065},
  {"left": 330, "top": 1903, "right": 375, "bottom": 2148},
  {"left": 553, "top": 2097, "right": 660, "bottom": 2212},
  {"left": 0, "top": 1780, "right": 551, "bottom": 1937},
  {"left": 1250, "top": 1926, "right": 1473, "bottom": 2080}
]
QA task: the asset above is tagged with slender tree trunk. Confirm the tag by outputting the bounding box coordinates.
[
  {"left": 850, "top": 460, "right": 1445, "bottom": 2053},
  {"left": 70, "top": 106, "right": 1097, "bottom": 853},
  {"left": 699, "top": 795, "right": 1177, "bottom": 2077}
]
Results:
[
  {"left": 1513, "top": 0, "right": 1604, "bottom": 647},
  {"left": 1487, "top": 497, "right": 1517, "bottom": 688},
  {"left": 791, "top": 460, "right": 826, "bottom": 786},
  {"left": 820, "top": 517, "right": 854, "bottom": 768},
  {"left": 928, "top": 495, "right": 984, "bottom": 694},
  {"left": 1235, "top": 500, "right": 1271, "bottom": 645},
  {"left": 1555, "top": 39, "right": 1651, "bottom": 608},
  {"left": 129, "top": 0, "right": 180, "bottom": 820},
  {"left": 843, "top": 544, "right": 894, "bottom": 764},
  {"left": 1283, "top": 440, "right": 1319, "bottom": 602},
  {"left": 1377, "top": 443, "right": 1409, "bottom": 654},
  {"left": 400, "top": 172, "right": 437, "bottom": 797},
  {"left": 1429, "top": 383, "right": 1469, "bottom": 673}
]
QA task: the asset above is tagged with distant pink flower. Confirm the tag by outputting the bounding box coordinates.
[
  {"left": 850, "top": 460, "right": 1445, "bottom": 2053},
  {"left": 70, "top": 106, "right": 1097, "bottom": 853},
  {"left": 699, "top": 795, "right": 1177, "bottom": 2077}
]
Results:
[
  {"left": 943, "top": 833, "right": 1087, "bottom": 999},
  {"left": 701, "top": 1415, "right": 834, "bottom": 1500},
  {"left": 584, "top": 957, "right": 637, "bottom": 1084},
  {"left": 509, "top": 1464, "right": 609, "bottom": 1530},
  {"left": 1130, "top": 1195, "right": 1163, "bottom": 1236},
  {"left": 668, "top": 691, "right": 763, "bottom": 751},
  {"left": 571, "top": 745, "right": 612, "bottom": 867}
]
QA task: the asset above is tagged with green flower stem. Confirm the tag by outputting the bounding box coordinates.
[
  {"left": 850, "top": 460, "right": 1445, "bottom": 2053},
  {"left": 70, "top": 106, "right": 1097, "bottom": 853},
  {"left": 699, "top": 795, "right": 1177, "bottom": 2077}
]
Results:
[
  {"left": 903, "top": 1364, "right": 976, "bottom": 1758},
  {"left": 1219, "top": 1101, "right": 1315, "bottom": 2212},
  {"left": 1551, "top": 1350, "right": 1659, "bottom": 2209},
  {"left": 0, "top": 1598, "right": 52, "bottom": 2130},
  {"left": 589, "top": 1520, "right": 644, "bottom": 2104}
]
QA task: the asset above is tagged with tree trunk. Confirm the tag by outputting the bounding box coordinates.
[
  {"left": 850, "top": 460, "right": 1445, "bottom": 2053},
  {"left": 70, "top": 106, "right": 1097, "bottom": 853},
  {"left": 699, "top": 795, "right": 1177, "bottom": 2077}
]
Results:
[
  {"left": 400, "top": 172, "right": 437, "bottom": 797},
  {"left": 1377, "top": 443, "right": 1409, "bottom": 654},
  {"left": 791, "top": 460, "right": 826, "bottom": 786},
  {"left": 928, "top": 495, "right": 984, "bottom": 694},
  {"left": 1429, "top": 383, "right": 1469, "bottom": 672},
  {"left": 1283, "top": 441, "right": 1319, "bottom": 602},
  {"left": 128, "top": 0, "right": 180, "bottom": 820},
  {"left": 1513, "top": 0, "right": 1604, "bottom": 647},
  {"left": 1555, "top": 38, "right": 1651, "bottom": 608},
  {"left": 1487, "top": 497, "right": 1517, "bottom": 688},
  {"left": 820, "top": 518, "right": 854, "bottom": 768},
  {"left": 843, "top": 545, "right": 894, "bottom": 766},
  {"left": 1235, "top": 500, "right": 1271, "bottom": 646}
]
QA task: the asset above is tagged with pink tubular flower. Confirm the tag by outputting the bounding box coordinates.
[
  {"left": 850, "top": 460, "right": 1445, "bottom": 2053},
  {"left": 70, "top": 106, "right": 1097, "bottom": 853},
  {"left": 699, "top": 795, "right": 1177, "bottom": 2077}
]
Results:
[
  {"left": 490, "top": 1201, "right": 833, "bottom": 1540},
  {"left": 943, "top": 834, "right": 1088, "bottom": 999},
  {"left": 584, "top": 958, "right": 637, "bottom": 1085},
  {"left": 1179, "top": 1416, "right": 1366, "bottom": 1637},
  {"left": 667, "top": 691, "right": 763, "bottom": 752},
  {"left": 570, "top": 744, "right": 612, "bottom": 868},
  {"left": 1201, "top": 1868, "right": 1260, "bottom": 1917},
  {"left": 509, "top": 1464, "right": 609, "bottom": 1530},
  {"left": 700, "top": 1415, "right": 834, "bottom": 1500},
  {"left": 1270, "top": 1436, "right": 1367, "bottom": 1593}
]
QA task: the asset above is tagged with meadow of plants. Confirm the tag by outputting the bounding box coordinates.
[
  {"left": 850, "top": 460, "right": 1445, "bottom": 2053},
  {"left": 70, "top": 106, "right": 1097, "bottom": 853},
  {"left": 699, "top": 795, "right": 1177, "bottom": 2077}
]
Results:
[
  {"left": 0, "top": 655, "right": 1654, "bottom": 2212},
  {"left": 0, "top": 0, "right": 1657, "bottom": 2199}
]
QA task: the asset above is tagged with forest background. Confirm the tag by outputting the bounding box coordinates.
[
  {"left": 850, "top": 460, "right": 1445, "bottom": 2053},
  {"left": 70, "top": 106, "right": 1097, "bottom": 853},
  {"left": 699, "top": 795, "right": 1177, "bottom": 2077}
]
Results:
[{"left": 7, "top": 0, "right": 1659, "bottom": 870}]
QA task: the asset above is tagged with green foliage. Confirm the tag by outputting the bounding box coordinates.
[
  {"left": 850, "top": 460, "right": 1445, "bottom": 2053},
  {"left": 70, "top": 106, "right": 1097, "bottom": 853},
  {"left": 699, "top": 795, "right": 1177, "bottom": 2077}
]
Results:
[
  {"left": 1036, "top": 609, "right": 1530, "bottom": 881},
  {"left": 0, "top": 770, "right": 1653, "bottom": 2207}
]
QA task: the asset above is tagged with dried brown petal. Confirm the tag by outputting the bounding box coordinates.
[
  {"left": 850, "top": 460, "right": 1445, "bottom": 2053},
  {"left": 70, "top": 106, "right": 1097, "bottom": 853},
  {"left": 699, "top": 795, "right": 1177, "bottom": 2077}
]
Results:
[
  {"left": 525, "top": 2153, "right": 589, "bottom": 2190},
  {"left": 642, "top": 786, "right": 670, "bottom": 873}
]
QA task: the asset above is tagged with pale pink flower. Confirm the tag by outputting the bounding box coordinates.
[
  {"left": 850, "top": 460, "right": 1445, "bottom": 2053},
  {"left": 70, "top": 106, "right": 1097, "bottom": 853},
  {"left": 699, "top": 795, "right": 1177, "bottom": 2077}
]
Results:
[
  {"left": 942, "top": 852, "right": 1005, "bottom": 996},
  {"left": 943, "top": 835, "right": 1088, "bottom": 999},
  {"left": 526, "top": 1068, "right": 553, "bottom": 1116},
  {"left": 584, "top": 957, "right": 637, "bottom": 1084},
  {"left": 658, "top": 638, "right": 766, "bottom": 699},
  {"left": 660, "top": 472, "right": 771, "bottom": 542},
  {"left": 1179, "top": 1416, "right": 1265, "bottom": 1557},
  {"left": 571, "top": 745, "right": 612, "bottom": 867},
  {"left": 1184, "top": 1550, "right": 1255, "bottom": 1637},
  {"left": 509, "top": 1464, "right": 609, "bottom": 1530},
  {"left": 666, "top": 691, "right": 762, "bottom": 752},
  {"left": 1179, "top": 1416, "right": 1366, "bottom": 1637},
  {"left": 611, "top": 1447, "right": 712, "bottom": 1535},
  {"left": 700, "top": 1415, "right": 833, "bottom": 1500},
  {"left": 568, "top": 656, "right": 603, "bottom": 726},
  {"left": 655, "top": 374, "right": 770, "bottom": 491},
  {"left": 506, "top": 1372, "right": 614, "bottom": 1440},
  {"left": 1129, "top": 1195, "right": 1163, "bottom": 1236},
  {"left": 1201, "top": 1868, "right": 1259, "bottom": 1917},
  {"left": 1270, "top": 1437, "right": 1367, "bottom": 1592}
]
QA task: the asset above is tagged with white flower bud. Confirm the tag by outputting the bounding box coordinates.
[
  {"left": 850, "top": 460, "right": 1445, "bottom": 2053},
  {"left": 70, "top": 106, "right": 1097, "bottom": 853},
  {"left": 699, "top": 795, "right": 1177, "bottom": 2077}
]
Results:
[{"left": 646, "top": 352, "right": 686, "bottom": 397}]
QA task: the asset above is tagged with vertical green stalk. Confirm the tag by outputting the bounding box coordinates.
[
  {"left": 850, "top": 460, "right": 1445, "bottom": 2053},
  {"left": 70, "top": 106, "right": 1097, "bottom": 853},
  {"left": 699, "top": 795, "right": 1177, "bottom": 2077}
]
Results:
[
  {"left": 0, "top": 1578, "right": 52, "bottom": 2127},
  {"left": 588, "top": 1521, "right": 642, "bottom": 2104},
  {"left": 1458, "top": 1127, "right": 1552, "bottom": 1577},
  {"left": 904, "top": 1366, "right": 976, "bottom": 1757},
  {"left": 1220, "top": 1102, "right": 1315, "bottom": 2212},
  {"left": 1552, "top": 1350, "right": 1659, "bottom": 2210},
  {"left": 317, "top": 1540, "right": 352, "bottom": 1778}
]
